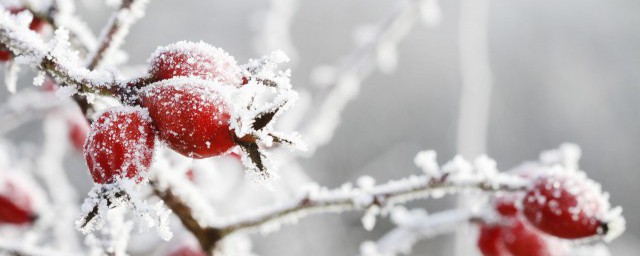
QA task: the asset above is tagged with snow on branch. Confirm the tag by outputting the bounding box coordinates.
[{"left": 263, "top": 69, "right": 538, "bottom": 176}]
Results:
[
  {"left": 86, "top": 0, "right": 150, "bottom": 69},
  {"left": 24, "top": 0, "right": 99, "bottom": 54},
  {"left": 302, "top": 0, "right": 441, "bottom": 153},
  {"left": 211, "top": 153, "right": 527, "bottom": 235},
  {"left": 360, "top": 208, "right": 476, "bottom": 256}
]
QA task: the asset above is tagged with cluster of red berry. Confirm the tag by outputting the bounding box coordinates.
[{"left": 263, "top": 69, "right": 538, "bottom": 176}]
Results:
[
  {"left": 84, "top": 42, "right": 281, "bottom": 185},
  {"left": 477, "top": 168, "right": 617, "bottom": 256}
]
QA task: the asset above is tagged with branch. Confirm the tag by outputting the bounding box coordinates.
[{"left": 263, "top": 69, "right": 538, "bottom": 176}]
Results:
[
  {"left": 86, "top": 0, "right": 151, "bottom": 70},
  {"left": 301, "top": 0, "right": 429, "bottom": 153},
  {"left": 360, "top": 208, "right": 478, "bottom": 256},
  {"left": 213, "top": 172, "right": 527, "bottom": 234}
]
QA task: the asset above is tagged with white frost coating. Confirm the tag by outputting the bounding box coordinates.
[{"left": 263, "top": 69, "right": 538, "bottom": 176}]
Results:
[
  {"left": 205, "top": 153, "right": 528, "bottom": 235},
  {"left": 213, "top": 234, "right": 260, "bottom": 256},
  {"left": 539, "top": 143, "right": 581, "bottom": 170},
  {"left": 84, "top": 207, "right": 134, "bottom": 256},
  {"left": 151, "top": 148, "right": 218, "bottom": 227},
  {"left": 32, "top": 70, "right": 45, "bottom": 86},
  {"left": 413, "top": 150, "right": 439, "bottom": 177},
  {"left": 361, "top": 209, "right": 472, "bottom": 256},
  {"left": 76, "top": 178, "right": 174, "bottom": 241},
  {"left": 4, "top": 60, "right": 20, "bottom": 93},
  {"left": 87, "top": 0, "right": 150, "bottom": 68},
  {"left": 0, "top": 89, "right": 64, "bottom": 134}
]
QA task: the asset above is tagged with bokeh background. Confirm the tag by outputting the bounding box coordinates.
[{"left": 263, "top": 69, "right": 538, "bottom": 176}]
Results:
[{"left": 4, "top": 0, "right": 640, "bottom": 255}]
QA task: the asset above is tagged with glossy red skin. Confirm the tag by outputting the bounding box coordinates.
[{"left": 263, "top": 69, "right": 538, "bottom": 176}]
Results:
[
  {"left": 523, "top": 174, "right": 602, "bottom": 239},
  {"left": 142, "top": 82, "right": 235, "bottom": 159},
  {"left": 69, "top": 118, "right": 90, "bottom": 152},
  {"left": 149, "top": 45, "right": 240, "bottom": 85},
  {"left": 478, "top": 225, "right": 511, "bottom": 256},
  {"left": 0, "top": 7, "right": 46, "bottom": 62},
  {"left": 0, "top": 181, "right": 35, "bottom": 225},
  {"left": 503, "top": 219, "right": 554, "bottom": 256},
  {"left": 478, "top": 219, "right": 554, "bottom": 256},
  {"left": 84, "top": 108, "right": 155, "bottom": 184}
]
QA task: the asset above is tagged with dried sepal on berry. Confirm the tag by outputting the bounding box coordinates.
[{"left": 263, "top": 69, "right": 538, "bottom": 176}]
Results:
[
  {"left": 522, "top": 167, "right": 625, "bottom": 241},
  {"left": 83, "top": 106, "right": 156, "bottom": 184}
]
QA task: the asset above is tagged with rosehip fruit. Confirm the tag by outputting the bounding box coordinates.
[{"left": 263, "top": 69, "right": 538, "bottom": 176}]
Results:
[
  {"left": 84, "top": 107, "right": 155, "bottom": 184},
  {"left": 0, "top": 174, "right": 37, "bottom": 225},
  {"left": 502, "top": 218, "right": 555, "bottom": 256},
  {"left": 478, "top": 219, "right": 556, "bottom": 256},
  {"left": 477, "top": 225, "right": 510, "bottom": 256},
  {"left": 141, "top": 79, "right": 236, "bottom": 158},
  {"left": 522, "top": 171, "right": 606, "bottom": 239},
  {"left": 148, "top": 41, "right": 242, "bottom": 85}
]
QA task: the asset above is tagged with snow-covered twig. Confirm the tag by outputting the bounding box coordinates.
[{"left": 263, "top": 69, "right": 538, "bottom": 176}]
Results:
[
  {"left": 86, "top": 0, "right": 150, "bottom": 69},
  {"left": 0, "top": 90, "right": 63, "bottom": 134},
  {"left": 212, "top": 150, "right": 527, "bottom": 235},
  {"left": 24, "top": 0, "right": 98, "bottom": 54},
  {"left": 301, "top": 0, "right": 438, "bottom": 153},
  {"left": 360, "top": 208, "right": 476, "bottom": 256}
]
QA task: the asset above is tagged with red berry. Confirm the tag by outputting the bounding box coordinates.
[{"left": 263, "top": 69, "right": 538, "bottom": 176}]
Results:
[
  {"left": 477, "top": 225, "right": 510, "bottom": 256},
  {"left": 148, "top": 41, "right": 242, "bottom": 85},
  {"left": 141, "top": 79, "right": 236, "bottom": 159},
  {"left": 522, "top": 171, "right": 606, "bottom": 239},
  {"left": 68, "top": 116, "right": 90, "bottom": 152},
  {"left": 0, "top": 50, "right": 11, "bottom": 62},
  {"left": 0, "top": 174, "right": 36, "bottom": 225},
  {"left": 84, "top": 107, "right": 155, "bottom": 184},
  {"left": 494, "top": 196, "right": 520, "bottom": 217},
  {"left": 501, "top": 218, "right": 555, "bottom": 256},
  {"left": 478, "top": 219, "right": 557, "bottom": 256}
]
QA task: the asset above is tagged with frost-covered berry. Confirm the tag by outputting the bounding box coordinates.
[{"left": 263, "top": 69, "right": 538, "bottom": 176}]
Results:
[
  {"left": 502, "top": 218, "right": 555, "bottom": 256},
  {"left": 84, "top": 107, "right": 155, "bottom": 184},
  {"left": 0, "top": 7, "right": 47, "bottom": 62},
  {"left": 522, "top": 171, "right": 607, "bottom": 239},
  {"left": 0, "top": 174, "right": 37, "bottom": 225},
  {"left": 477, "top": 218, "right": 556, "bottom": 256},
  {"left": 141, "top": 78, "right": 236, "bottom": 158},
  {"left": 477, "top": 225, "right": 510, "bottom": 256},
  {"left": 148, "top": 41, "right": 242, "bottom": 85}
]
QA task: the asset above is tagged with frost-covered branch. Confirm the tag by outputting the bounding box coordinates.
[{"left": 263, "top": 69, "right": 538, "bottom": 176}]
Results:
[
  {"left": 360, "top": 208, "right": 476, "bottom": 256},
  {"left": 0, "top": 90, "right": 63, "bottom": 134},
  {"left": 0, "top": 7, "right": 152, "bottom": 106},
  {"left": 24, "top": 0, "right": 98, "bottom": 54},
  {"left": 86, "top": 0, "right": 150, "bottom": 69},
  {"left": 302, "top": 0, "right": 441, "bottom": 153}
]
